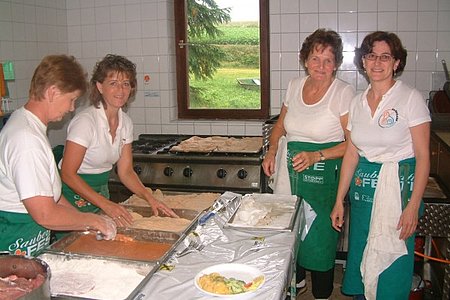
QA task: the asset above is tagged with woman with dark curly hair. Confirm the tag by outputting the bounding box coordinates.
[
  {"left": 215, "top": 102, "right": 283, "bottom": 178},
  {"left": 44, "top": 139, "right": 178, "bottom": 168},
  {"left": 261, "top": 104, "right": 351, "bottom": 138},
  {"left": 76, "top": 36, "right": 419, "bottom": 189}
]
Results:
[
  {"left": 59, "top": 54, "right": 177, "bottom": 231},
  {"left": 262, "top": 28, "right": 355, "bottom": 299},
  {"left": 331, "top": 31, "right": 430, "bottom": 299}
]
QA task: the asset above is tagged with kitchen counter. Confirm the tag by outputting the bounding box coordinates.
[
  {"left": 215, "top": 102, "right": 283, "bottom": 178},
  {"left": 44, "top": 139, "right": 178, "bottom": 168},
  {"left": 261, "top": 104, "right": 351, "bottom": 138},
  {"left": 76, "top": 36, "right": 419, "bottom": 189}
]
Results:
[{"left": 132, "top": 199, "right": 300, "bottom": 300}]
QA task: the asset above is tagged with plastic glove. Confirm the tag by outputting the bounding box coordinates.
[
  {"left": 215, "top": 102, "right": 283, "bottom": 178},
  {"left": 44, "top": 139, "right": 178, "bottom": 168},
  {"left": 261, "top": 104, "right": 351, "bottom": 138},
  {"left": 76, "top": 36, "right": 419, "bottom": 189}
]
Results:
[{"left": 99, "top": 215, "right": 117, "bottom": 240}]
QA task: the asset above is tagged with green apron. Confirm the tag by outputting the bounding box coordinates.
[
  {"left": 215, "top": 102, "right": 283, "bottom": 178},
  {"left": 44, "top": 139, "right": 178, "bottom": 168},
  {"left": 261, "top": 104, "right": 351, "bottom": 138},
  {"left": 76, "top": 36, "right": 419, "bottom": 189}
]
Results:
[
  {"left": 0, "top": 211, "right": 51, "bottom": 257},
  {"left": 63, "top": 171, "right": 111, "bottom": 213},
  {"left": 287, "top": 141, "right": 341, "bottom": 271},
  {"left": 342, "top": 157, "right": 422, "bottom": 299},
  {"left": 54, "top": 171, "right": 110, "bottom": 240}
]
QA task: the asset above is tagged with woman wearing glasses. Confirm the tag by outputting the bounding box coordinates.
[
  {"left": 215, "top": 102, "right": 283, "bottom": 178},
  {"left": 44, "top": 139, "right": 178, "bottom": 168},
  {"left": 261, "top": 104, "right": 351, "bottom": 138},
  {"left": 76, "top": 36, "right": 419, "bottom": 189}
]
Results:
[
  {"left": 331, "top": 31, "right": 430, "bottom": 299},
  {"left": 262, "top": 28, "right": 355, "bottom": 299}
]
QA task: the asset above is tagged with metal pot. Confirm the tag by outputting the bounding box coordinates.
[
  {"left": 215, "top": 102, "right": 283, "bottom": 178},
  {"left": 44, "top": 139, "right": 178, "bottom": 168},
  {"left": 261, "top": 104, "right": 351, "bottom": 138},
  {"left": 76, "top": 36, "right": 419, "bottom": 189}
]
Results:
[{"left": 0, "top": 254, "right": 51, "bottom": 300}]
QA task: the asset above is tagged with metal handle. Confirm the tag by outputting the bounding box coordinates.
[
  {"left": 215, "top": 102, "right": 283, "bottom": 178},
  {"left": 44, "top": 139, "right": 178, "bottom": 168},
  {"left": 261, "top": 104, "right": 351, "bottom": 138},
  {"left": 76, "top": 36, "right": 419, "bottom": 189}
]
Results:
[{"left": 178, "top": 40, "right": 195, "bottom": 48}]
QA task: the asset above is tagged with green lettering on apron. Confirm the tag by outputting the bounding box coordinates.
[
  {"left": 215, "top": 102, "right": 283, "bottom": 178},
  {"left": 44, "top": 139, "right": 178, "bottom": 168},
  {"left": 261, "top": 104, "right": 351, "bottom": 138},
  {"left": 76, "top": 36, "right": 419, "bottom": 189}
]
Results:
[
  {"left": 287, "top": 141, "right": 341, "bottom": 272},
  {"left": 0, "top": 211, "right": 51, "bottom": 257},
  {"left": 342, "top": 157, "right": 422, "bottom": 299}
]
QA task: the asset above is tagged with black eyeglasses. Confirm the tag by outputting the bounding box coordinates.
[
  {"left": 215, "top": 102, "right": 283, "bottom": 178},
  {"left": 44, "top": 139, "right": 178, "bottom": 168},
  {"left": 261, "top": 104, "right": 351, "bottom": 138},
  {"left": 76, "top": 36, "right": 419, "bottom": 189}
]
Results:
[{"left": 364, "top": 53, "right": 394, "bottom": 62}]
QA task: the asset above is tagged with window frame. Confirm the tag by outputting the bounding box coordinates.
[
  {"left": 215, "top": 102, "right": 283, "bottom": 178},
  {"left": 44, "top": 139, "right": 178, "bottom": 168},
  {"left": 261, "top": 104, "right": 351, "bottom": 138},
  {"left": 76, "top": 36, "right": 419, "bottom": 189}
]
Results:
[{"left": 174, "top": 0, "right": 270, "bottom": 120}]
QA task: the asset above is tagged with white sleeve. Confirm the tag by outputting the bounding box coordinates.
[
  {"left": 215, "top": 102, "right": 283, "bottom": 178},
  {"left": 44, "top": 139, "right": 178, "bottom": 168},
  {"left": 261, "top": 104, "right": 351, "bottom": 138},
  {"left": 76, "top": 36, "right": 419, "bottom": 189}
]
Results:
[
  {"left": 66, "top": 114, "right": 95, "bottom": 148},
  {"left": 338, "top": 84, "right": 356, "bottom": 116},
  {"left": 407, "top": 89, "right": 431, "bottom": 127}
]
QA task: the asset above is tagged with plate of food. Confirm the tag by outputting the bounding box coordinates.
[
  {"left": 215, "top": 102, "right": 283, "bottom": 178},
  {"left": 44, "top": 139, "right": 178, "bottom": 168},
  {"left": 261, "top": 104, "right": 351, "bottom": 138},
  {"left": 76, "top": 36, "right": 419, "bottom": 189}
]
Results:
[{"left": 194, "top": 263, "right": 265, "bottom": 298}]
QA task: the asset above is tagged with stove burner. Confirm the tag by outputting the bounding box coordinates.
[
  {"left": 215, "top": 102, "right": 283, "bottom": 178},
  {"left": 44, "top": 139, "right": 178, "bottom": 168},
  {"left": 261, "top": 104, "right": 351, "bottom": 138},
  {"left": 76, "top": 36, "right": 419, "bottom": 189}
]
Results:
[{"left": 132, "top": 135, "right": 185, "bottom": 154}]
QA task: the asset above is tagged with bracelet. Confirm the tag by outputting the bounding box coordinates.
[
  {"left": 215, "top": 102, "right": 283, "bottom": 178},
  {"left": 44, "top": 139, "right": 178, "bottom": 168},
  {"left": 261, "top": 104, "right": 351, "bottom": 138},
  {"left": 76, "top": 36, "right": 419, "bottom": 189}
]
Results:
[{"left": 318, "top": 150, "right": 325, "bottom": 161}]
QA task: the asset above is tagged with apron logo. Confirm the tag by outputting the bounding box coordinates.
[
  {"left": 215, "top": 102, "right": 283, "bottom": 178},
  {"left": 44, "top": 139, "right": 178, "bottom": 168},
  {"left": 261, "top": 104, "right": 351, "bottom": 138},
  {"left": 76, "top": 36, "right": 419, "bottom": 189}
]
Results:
[
  {"left": 74, "top": 194, "right": 88, "bottom": 207},
  {"left": 302, "top": 174, "right": 323, "bottom": 184},
  {"left": 378, "top": 108, "right": 398, "bottom": 128},
  {"left": 354, "top": 169, "right": 378, "bottom": 188},
  {"left": 8, "top": 230, "right": 50, "bottom": 256}
]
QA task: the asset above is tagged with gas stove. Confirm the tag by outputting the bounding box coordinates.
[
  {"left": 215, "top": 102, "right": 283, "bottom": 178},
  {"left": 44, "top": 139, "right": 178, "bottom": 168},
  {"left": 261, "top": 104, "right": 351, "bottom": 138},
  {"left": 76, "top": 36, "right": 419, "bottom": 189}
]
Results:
[{"left": 109, "top": 134, "right": 267, "bottom": 195}]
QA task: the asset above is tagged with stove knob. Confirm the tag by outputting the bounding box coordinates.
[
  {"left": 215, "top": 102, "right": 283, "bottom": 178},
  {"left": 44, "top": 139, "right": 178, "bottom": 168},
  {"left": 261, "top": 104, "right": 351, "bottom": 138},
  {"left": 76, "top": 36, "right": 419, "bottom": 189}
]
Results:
[
  {"left": 164, "top": 166, "right": 174, "bottom": 177},
  {"left": 217, "top": 168, "right": 227, "bottom": 178},
  {"left": 183, "top": 167, "right": 193, "bottom": 177},
  {"left": 133, "top": 165, "right": 142, "bottom": 175},
  {"left": 237, "top": 169, "right": 248, "bottom": 179}
]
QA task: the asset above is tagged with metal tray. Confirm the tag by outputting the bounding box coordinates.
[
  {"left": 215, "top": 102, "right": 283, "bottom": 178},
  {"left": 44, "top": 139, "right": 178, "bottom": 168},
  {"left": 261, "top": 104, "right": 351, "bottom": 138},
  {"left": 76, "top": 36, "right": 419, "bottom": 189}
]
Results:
[
  {"left": 47, "top": 229, "right": 181, "bottom": 262},
  {"left": 224, "top": 193, "right": 300, "bottom": 232},
  {"left": 38, "top": 252, "right": 157, "bottom": 300}
]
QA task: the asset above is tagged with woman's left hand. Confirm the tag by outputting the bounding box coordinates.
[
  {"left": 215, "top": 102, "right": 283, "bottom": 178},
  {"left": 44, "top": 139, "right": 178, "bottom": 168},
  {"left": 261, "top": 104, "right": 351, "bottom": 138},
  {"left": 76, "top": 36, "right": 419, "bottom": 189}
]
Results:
[
  {"left": 291, "top": 151, "right": 318, "bottom": 172},
  {"left": 148, "top": 198, "right": 179, "bottom": 218},
  {"left": 397, "top": 204, "right": 419, "bottom": 240}
]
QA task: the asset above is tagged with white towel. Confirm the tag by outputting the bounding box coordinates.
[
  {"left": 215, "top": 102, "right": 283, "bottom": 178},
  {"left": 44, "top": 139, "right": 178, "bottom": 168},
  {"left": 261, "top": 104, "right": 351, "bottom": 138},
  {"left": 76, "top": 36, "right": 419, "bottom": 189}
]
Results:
[
  {"left": 360, "top": 162, "right": 407, "bottom": 300},
  {"left": 269, "top": 136, "right": 291, "bottom": 195}
]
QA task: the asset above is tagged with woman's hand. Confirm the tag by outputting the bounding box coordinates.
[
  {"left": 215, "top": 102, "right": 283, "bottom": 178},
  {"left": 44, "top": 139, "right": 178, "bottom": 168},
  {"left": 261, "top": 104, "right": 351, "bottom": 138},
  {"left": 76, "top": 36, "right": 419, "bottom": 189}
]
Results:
[
  {"left": 147, "top": 197, "right": 179, "bottom": 218},
  {"left": 291, "top": 151, "right": 319, "bottom": 172},
  {"left": 96, "top": 215, "right": 117, "bottom": 240},
  {"left": 330, "top": 201, "right": 345, "bottom": 232},
  {"left": 262, "top": 152, "right": 276, "bottom": 176},
  {"left": 102, "top": 201, "right": 133, "bottom": 227},
  {"left": 397, "top": 203, "right": 419, "bottom": 240}
]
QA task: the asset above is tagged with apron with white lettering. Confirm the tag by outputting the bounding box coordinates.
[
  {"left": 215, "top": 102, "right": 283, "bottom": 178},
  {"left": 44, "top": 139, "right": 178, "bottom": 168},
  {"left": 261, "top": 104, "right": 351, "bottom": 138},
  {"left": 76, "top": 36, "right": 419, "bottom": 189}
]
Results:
[
  {"left": 342, "top": 157, "right": 421, "bottom": 299},
  {"left": 0, "top": 211, "right": 51, "bottom": 257},
  {"left": 287, "top": 141, "right": 341, "bottom": 271}
]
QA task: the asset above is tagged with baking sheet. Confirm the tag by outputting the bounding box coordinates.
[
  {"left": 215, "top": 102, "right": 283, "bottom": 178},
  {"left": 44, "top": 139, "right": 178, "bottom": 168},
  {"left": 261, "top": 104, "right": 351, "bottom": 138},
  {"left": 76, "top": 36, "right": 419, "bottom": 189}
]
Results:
[
  {"left": 224, "top": 193, "right": 299, "bottom": 232},
  {"left": 48, "top": 229, "right": 180, "bottom": 262},
  {"left": 169, "top": 136, "right": 263, "bottom": 153},
  {"left": 38, "top": 252, "right": 156, "bottom": 300}
]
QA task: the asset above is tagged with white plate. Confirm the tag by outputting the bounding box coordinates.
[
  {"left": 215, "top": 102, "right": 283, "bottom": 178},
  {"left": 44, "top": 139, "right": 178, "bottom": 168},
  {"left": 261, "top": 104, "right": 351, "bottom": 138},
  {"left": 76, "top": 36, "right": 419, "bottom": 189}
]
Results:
[{"left": 194, "top": 263, "right": 265, "bottom": 298}]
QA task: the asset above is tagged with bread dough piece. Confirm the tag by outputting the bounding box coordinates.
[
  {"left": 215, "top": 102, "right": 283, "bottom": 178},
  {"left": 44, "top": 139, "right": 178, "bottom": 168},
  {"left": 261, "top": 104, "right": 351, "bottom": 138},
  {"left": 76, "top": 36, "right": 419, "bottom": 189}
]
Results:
[
  {"left": 123, "top": 188, "right": 219, "bottom": 212},
  {"left": 130, "top": 214, "right": 192, "bottom": 233}
]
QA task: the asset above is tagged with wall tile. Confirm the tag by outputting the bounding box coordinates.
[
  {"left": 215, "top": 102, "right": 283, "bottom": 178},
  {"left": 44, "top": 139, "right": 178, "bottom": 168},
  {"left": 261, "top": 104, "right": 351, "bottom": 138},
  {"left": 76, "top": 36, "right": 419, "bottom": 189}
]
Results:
[
  {"left": 418, "top": 11, "right": 437, "bottom": 31},
  {"left": 339, "top": 0, "right": 358, "bottom": 13},
  {"left": 299, "top": 14, "right": 319, "bottom": 33},
  {"left": 357, "top": 12, "right": 377, "bottom": 31},
  {"left": 280, "top": 0, "right": 299, "bottom": 14},
  {"left": 377, "top": 12, "right": 397, "bottom": 32},
  {"left": 319, "top": 0, "right": 338, "bottom": 13},
  {"left": 338, "top": 12, "right": 357, "bottom": 31},
  {"left": 397, "top": 12, "right": 417, "bottom": 31},
  {"left": 319, "top": 13, "right": 338, "bottom": 30}
]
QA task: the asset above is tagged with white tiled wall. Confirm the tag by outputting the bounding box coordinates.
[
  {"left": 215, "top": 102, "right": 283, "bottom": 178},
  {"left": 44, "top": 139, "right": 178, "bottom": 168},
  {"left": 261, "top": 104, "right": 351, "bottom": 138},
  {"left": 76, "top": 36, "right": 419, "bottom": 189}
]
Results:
[{"left": 0, "top": 0, "right": 449, "bottom": 146}]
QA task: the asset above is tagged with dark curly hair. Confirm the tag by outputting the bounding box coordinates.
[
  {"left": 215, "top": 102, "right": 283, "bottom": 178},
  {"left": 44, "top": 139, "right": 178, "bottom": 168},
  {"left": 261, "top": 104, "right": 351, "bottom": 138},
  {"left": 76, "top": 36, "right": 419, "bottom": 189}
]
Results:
[
  {"left": 354, "top": 31, "right": 407, "bottom": 77},
  {"left": 300, "top": 29, "right": 344, "bottom": 71},
  {"left": 90, "top": 54, "right": 137, "bottom": 109}
]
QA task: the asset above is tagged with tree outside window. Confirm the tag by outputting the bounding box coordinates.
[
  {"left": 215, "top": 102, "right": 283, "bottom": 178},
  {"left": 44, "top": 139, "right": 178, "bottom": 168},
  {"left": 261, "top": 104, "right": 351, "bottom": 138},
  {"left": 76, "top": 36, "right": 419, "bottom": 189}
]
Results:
[{"left": 175, "top": 0, "right": 269, "bottom": 120}]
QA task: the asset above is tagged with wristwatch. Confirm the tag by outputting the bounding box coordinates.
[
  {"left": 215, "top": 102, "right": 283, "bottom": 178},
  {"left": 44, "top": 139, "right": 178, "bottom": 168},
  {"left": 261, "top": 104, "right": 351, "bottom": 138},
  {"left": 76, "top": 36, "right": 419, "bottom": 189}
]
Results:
[{"left": 318, "top": 150, "right": 325, "bottom": 161}]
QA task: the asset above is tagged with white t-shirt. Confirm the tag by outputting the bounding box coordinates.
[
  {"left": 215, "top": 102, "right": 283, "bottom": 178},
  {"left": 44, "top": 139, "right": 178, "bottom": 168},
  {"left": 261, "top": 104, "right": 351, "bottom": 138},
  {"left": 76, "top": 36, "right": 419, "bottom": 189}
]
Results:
[
  {"left": 348, "top": 80, "right": 431, "bottom": 162},
  {"left": 60, "top": 105, "right": 134, "bottom": 174},
  {"left": 283, "top": 76, "right": 355, "bottom": 143},
  {"left": 0, "top": 107, "right": 61, "bottom": 213}
]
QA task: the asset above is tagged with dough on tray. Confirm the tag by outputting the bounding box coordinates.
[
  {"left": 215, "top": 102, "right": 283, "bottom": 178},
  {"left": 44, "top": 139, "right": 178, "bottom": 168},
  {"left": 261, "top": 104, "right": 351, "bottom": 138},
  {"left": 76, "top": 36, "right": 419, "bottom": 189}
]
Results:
[
  {"left": 123, "top": 188, "right": 219, "bottom": 212},
  {"left": 129, "top": 212, "right": 192, "bottom": 233}
]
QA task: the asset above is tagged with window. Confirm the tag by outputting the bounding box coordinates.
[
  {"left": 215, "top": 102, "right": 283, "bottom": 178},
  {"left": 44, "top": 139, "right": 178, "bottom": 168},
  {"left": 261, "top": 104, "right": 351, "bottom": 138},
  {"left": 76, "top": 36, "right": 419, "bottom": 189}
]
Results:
[{"left": 174, "top": 0, "right": 269, "bottom": 119}]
